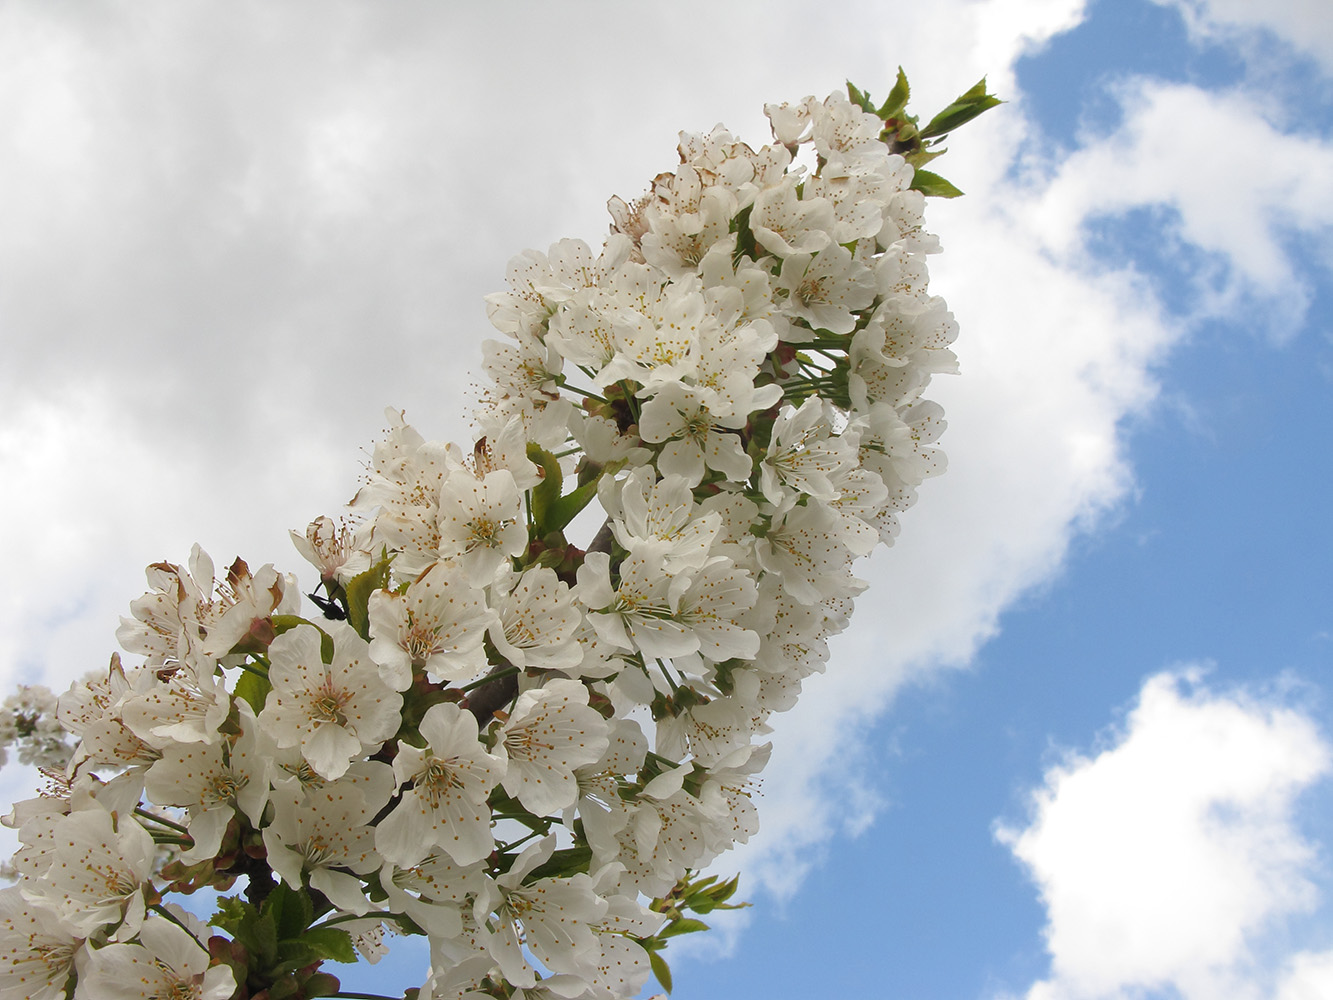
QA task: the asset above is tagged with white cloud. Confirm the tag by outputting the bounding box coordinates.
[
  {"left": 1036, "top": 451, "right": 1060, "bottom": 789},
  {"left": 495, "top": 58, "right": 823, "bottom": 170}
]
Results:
[
  {"left": 1152, "top": 0, "right": 1333, "bottom": 73},
  {"left": 0, "top": 2, "right": 1330, "bottom": 978},
  {"left": 1027, "top": 78, "right": 1333, "bottom": 335},
  {"left": 997, "top": 669, "right": 1333, "bottom": 1000},
  {"left": 1275, "top": 949, "right": 1333, "bottom": 999}
]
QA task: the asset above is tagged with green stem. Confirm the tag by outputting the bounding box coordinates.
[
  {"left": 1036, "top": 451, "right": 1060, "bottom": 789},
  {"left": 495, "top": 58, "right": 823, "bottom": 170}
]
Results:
[
  {"left": 459, "top": 666, "right": 519, "bottom": 694},
  {"left": 655, "top": 659, "right": 680, "bottom": 693},
  {"left": 558, "top": 381, "right": 609, "bottom": 404},
  {"left": 802, "top": 345, "right": 845, "bottom": 359},
  {"left": 237, "top": 660, "right": 269, "bottom": 679},
  {"left": 496, "top": 828, "right": 547, "bottom": 854},
  {"left": 151, "top": 834, "right": 194, "bottom": 847},
  {"left": 135, "top": 807, "right": 190, "bottom": 834},
  {"left": 150, "top": 903, "right": 195, "bottom": 934},
  {"left": 619, "top": 381, "right": 642, "bottom": 422},
  {"left": 315, "top": 911, "right": 419, "bottom": 932},
  {"left": 492, "top": 812, "right": 564, "bottom": 824}
]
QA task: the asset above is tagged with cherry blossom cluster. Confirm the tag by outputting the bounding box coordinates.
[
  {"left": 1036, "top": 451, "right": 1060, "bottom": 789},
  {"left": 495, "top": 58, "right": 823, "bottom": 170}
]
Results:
[{"left": 1, "top": 84, "right": 976, "bottom": 1000}]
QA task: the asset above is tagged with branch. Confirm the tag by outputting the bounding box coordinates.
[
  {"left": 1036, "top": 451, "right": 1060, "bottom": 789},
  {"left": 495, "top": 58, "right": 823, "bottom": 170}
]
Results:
[
  {"left": 587, "top": 518, "right": 614, "bottom": 555},
  {"left": 463, "top": 660, "right": 520, "bottom": 724}
]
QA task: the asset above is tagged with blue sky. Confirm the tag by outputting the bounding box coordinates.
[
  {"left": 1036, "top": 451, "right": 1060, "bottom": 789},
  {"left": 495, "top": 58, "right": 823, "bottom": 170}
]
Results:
[
  {"left": 664, "top": 4, "right": 1333, "bottom": 998},
  {"left": 1, "top": 2, "right": 1330, "bottom": 998}
]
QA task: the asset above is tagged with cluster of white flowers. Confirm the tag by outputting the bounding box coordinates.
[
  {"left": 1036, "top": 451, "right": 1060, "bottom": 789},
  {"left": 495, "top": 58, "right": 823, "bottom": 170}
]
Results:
[
  {"left": 1, "top": 89, "right": 959, "bottom": 1000},
  {"left": 0, "top": 686, "right": 69, "bottom": 771}
]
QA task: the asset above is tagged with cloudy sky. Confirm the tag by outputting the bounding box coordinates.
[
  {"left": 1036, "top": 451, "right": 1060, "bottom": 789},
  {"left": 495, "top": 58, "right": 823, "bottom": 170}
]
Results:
[{"left": 1, "top": 1, "right": 1330, "bottom": 998}]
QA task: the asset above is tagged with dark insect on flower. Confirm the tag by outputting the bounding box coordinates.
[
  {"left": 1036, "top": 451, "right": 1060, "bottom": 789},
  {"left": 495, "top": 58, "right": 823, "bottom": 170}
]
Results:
[{"left": 308, "top": 591, "right": 348, "bottom": 620}]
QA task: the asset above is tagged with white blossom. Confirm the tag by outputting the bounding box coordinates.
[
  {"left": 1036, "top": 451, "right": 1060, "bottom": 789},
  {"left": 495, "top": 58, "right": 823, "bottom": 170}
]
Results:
[
  {"left": 486, "top": 837, "right": 608, "bottom": 987},
  {"left": 375, "top": 702, "right": 506, "bottom": 867},
  {"left": 437, "top": 468, "right": 527, "bottom": 585},
  {"left": 23, "top": 806, "right": 154, "bottom": 939},
  {"left": 75, "top": 914, "right": 234, "bottom": 1000},
  {"left": 368, "top": 563, "right": 495, "bottom": 688},
  {"left": 498, "top": 678, "right": 610, "bottom": 815},
  {"left": 262, "top": 781, "right": 382, "bottom": 915},
  {"left": 259, "top": 621, "right": 402, "bottom": 781},
  {"left": 488, "top": 567, "right": 584, "bottom": 670},
  {"left": 0, "top": 885, "right": 80, "bottom": 1000}
]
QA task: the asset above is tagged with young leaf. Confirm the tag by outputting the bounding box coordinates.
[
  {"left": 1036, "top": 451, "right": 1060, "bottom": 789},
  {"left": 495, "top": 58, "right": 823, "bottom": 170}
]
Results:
[
  {"left": 544, "top": 477, "right": 601, "bottom": 534},
  {"left": 208, "top": 895, "right": 252, "bottom": 935},
  {"left": 650, "top": 950, "right": 674, "bottom": 994},
  {"left": 527, "top": 442, "right": 564, "bottom": 536},
  {"left": 846, "top": 80, "right": 875, "bottom": 115},
  {"left": 879, "top": 66, "right": 911, "bottom": 120},
  {"left": 920, "top": 77, "right": 1002, "bottom": 139},
  {"left": 234, "top": 668, "right": 271, "bottom": 713},
  {"left": 659, "top": 917, "right": 710, "bottom": 939},
  {"left": 265, "top": 881, "right": 313, "bottom": 942},
  {"left": 297, "top": 927, "right": 358, "bottom": 964},
  {"left": 343, "top": 551, "right": 392, "bottom": 640},
  {"left": 909, "top": 169, "right": 965, "bottom": 198}
]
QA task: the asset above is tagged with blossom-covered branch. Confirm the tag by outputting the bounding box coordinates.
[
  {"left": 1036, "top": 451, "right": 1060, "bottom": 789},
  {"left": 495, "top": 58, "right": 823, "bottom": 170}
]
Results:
[{"left": 0, "top": 73, "right": 996, "bottom": 1000}]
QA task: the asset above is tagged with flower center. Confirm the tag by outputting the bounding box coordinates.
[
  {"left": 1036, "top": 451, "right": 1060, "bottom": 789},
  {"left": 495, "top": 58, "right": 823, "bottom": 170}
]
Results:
[
  {"left": 416, "top": 756, "right": 465, "bottom": 807},
  {"left": 158, "top": 970, "right": 203, "bottom": 1000},
  {"left": 404, "top": 619, "right": 441, "bottom": 664},
  {"left": 311, "top": 679, "right": 351, "bottom": 726},
  {"left": 503, "top": 724, "right": 554, "bottom": 762},
  {"left": 796, "top": 276, "right": 827, "bottom": 305},
  {"left": 208, "top": 771, "right": 241, "bottom": 804},
  {"left": 467, "top": 517, "right": 501, "bottom": 549}
]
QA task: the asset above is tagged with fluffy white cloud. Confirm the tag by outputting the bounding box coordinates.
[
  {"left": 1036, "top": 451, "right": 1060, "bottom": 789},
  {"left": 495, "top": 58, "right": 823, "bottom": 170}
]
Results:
[
  {"left": 1027, "top": 78, "right": 1333, "bottom": 335},
  {"left": 1275, "top": 949, "right": 1333, "bottom": 999},
  {"left": 997, "top": 669, "right": 1333, "bottom": 1000},
  {"left": 1152, "top": 0, "right": 1333, "bottom": 72}
]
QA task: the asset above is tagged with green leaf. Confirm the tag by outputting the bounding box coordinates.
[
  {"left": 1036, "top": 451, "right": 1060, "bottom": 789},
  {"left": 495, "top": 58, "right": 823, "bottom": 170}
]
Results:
[
  {"left": 660, "top": 917, "right": 710, "bottom": 938},
  {"left": 920, "top": 77, "right": 1002, "bottom": 139},
  {"left": 650, "top": 950, "right": 673, "bottom": 994},
  {"left": 234, "top": 668, "right": 271, "bottom": 713},
  {"left": 903, "top": 146, "right": 946, "bottom": 170},
  {"left": 879, "top": 66, "right": 911, "bottom": 120},
  {"left": 710, "top": 873, "right": 744, "bottom": 905},
  {"left": 846, "top": 80, "right": 874, "bottom": 115},
  {"left": 528, "top": 442, "right": 607, "bottom": 535},
  {"left": 730, "top": 203, "right": 757, "bottom": 265},
  {"left": 909, "top": 169, "right": 965, "bottom": 198},
  {"left": 295, "top": 927, "right": 357, "bottom": 964},
  {"left": 208, "top": 895, "right": 252, "bottom": 935},
  {"left": 343, "top": 552, "right": 392, "bottom": 641},
  {"left": 206, "top": 895, "right": 278, "bottom": 967},
  {"left": 302, "top": 972, "right": 343, "bottom": 998},
  {"left": 267, "top": 975, "right": 303, "bottom": 1000},
  {"left": 251, "top": 912, "right": 279, "bottom": 966},
  {"left": 527, "top": 442, "right": 564, "bottom": 535},
  {"left": 265, "top": 881, "right": 313, "bottom": 942},
  {"left": 544, "top": 478, "right": 601, "bottom": 534},
  {"left": 527, "top": 844, "right": 593, "bottom": 882}
]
